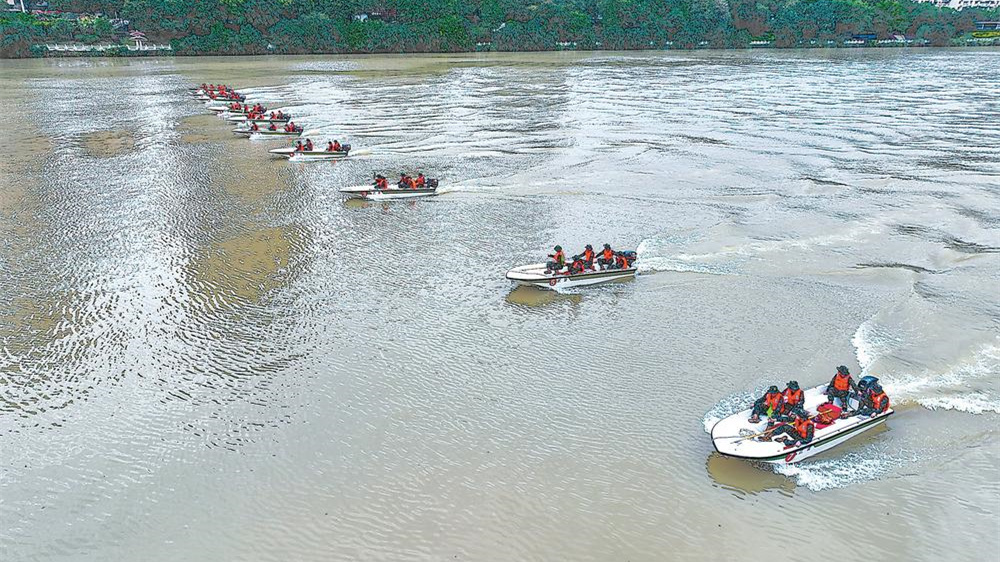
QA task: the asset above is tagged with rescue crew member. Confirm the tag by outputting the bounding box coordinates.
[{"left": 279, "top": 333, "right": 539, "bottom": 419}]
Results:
[
  {"left": 856, "top": 384, "right": 890, "bottom": 417},
  {"left": 826, "top": 365, "right": 859, "bottom": 411},
  {"left": 770, "top": 412, "right": 815, "bottom": 447},
  {"left": 250, "top": 122, "right": 259, "bottom": 132},
  {"left": 294, "top": 140, "right": 304, "bottom": 152},
  {"left": 546, "top": 245, "right": 566, "bottom": 274},
  {"left": 748, "top": 385, "right": 783, "bottom": 424},
  {"left": 568, "top": 255, "right": 587, "bottom": 275},
  {"left": 414, "top": 173, "right": 425, "bottom": 188},
  {"left": 304, "top": 139, "right": 314, "bottom": 151},
  {"left": 776, "top": 380, "right": 806, "bottom": 419},
  {"left": 326, "top": 141, "right": 335, "bottom": 152},
  {"left": 373, "top": 174, "right": 388, "bottom": 190},
  {"left": 580, "top": 245, "right": 596, "bottom": 269},
  {"left": 268, "top": 122, "right": 278, "bottom": 131},
  {"left": 611, "top": 252, "right": 630, "bottom": 270},
  {"left": 332, "top": 140, "right": 342, "bottom": 152},
  {"left": 597, "top": 244, "right": 615, "bottom": 270}
]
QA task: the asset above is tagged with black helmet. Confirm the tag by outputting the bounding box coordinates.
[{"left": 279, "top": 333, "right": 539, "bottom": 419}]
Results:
[
  {"left": 788, "top": 381, "right": 799, "bottom": 390},
  {"left": 554, "top": 245, "right": 562, "bottom": 251},
  {"left": 837, "top": 365, "right": 850, "bottom": 375},
  {"left": 585, "top": 244, "right": 593, "bottom": 250},
  {"left": 768, "top": 385, "right": 779, "bottom": 393},
  {"left": 603, "top": 243, "right": 611, "bottom": 249}
]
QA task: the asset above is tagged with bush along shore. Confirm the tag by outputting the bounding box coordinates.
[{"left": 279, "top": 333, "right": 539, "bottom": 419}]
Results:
[{"left": 2, "top": 0, "right": 999, "bottom": 58}]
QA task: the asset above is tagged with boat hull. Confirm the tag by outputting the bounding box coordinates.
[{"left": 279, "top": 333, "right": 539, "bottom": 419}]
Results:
[
  {"left": 505, "top": 263, "right": 637, "bottom": 289},
  {"left": 270, "top": 149, "right": 350, "bottom": 161},
  {"left": 710, "top": 384, "right": 894, "bottom": 465},
  {"left": 234, "top": 129, "right": 303, "bottom": 139},
  {"left": 340, "top": 185, "right": 437, "bottom": 200}
]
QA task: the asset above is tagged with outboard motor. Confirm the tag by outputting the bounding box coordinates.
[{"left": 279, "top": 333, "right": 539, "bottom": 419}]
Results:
[
  {"left": 620, "top": 250, "right": 638, "bottom": 263},
  {"left": 343, "top": 144, "right": 351, "bottom": 154},
  {"left": 426, "top": 178, "right": 439, "bottom": 189},
  {"left": 858, "top": 375, "right": 879, "bottom": 393}
]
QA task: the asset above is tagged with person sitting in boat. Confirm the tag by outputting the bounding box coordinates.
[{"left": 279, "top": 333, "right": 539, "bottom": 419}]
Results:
[
  {"left": 304, "top": 139, "right": 314, "bottom": 151},
  {"left": 609, "top": 252, "right": 630, "bottom": 270},
  {"left": 855, "top": 383, "right": 890, "bottom": 417},
  {"left": 398, "top": 174, "right": 417, "bottom": 189},
  {"left": 826, "top": 365, "right": 858, "bottom": 411},
  {"left": 294, "top": 140, "right": 305, "bottom": 152},
  {"left": 597, "top": 244, "right": 615, "bottom": 270},
  {"left": 373, "top": 174, "right": 388, "bottom": 190},
  {"left": 748, "top": 385, "right": 784, "bottom": 424},
  {"left": 770, "top": 411, "right": 815, "bottom": 447},
  {"left": 415, "top": 173, "right": 425, "bottom": 188},
  {"left": 268, "top": 122, "right": 278, "bottom": 131},
  {"left": 775, "top": 380, "right": 806, "bottom": 420},
  {"left": 567, "top": 255, "right": 589, "bottom": 275},
  {"left": 250, "top": 122, "right": 260, "bottom": 132},
  {"left": 579, "top": 245, "right": 596, "bottom": 269},
  {"left": 276, "top": 110, "right": 285, "bottom": 119},
  {"left": 545, "top": 245, "right": 566, "bottom": 274}
]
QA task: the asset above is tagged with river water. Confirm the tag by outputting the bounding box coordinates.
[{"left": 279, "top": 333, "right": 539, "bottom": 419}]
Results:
[{"left": 1, "top": 50, "right": 998, "bottom": 560}]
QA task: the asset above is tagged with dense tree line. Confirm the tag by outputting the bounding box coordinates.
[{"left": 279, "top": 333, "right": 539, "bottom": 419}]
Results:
[{"left": 2, "top": 0, "right": 997, "bottom": 57}]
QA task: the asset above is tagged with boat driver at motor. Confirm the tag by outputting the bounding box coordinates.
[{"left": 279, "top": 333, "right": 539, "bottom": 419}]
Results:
[
  {"left": 748, "top": 385, "right": 783, "bottom": 424},
  {"left": 770, "top": 411, "right": 815, "bottom": 447},
  {"left": 545, "top": 245, "right": 566, "bottom": 274},
  {"left": 855, "top": 383, "right": 890, "bottom": 417},
  {"left": 610, "top": 252, "right": 630, "bottom": 270},
  {"left": 826, "top": 365, "right": 859, "bottom": 413},
  {"left": 597, "top": 243, "right": 614, "bottom": 270}
]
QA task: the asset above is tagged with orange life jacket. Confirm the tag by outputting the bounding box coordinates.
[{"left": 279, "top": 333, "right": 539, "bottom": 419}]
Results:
[
  {"left": 415, "top": 176, "right": 425, "bottom": 187},
  {"left": 764, "top": 392, "right": 782, "bottom": 410},
  {"left": 833, "top": 373, "right": 850, "bottom": 391},
  {"left": 602, "top": 248, "right": 613, "bottom": 260},
  {"left": 584, "top": 249, "right": 595, "bottom": 262},
  {"left": 617, "top": 255, "right": 629, "bottom": 268},
  {"left": 783, "top": 388, "right": 803, "bottom": 406},
  {"left": 871, "top": 391, "right": 889, "bottom": 411},
  {"left": 794, "top": 417, "right": 814, "bottom": 439}
]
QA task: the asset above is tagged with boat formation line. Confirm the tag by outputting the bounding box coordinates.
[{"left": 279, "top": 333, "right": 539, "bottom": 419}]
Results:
[{"left": 189, "top": 83, "right": 898, "bottom": 469}]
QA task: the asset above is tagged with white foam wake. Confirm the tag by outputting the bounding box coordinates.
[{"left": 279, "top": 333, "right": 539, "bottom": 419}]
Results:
[
  {"left": 773, "top": 448, "right": 912, "bottom": 491},
  {"left": 702, "top": 389, "right": 756, "bottom": 433},
  {"left": 852, "top": 314, "right": 1000, "bottom": 415}
]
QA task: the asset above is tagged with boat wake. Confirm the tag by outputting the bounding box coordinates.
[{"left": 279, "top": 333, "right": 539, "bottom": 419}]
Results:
[
  {"left": 853, "top": 318, "right": 1000, "bottom": 415},
  {"left": 773, "top": 448, "right": 914, "bottom": 492},
  {"left": 635, "top": 238, "right": 735, "bottom": 275}
]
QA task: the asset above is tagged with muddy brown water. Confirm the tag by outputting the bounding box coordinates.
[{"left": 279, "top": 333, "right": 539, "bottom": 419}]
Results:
[{"left": 1, "top": 50, "right": 998, "bottom": 561}]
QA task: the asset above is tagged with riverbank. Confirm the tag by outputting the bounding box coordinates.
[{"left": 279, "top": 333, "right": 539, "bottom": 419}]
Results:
[{"left": 3, "top": 1, "right": 999, "bottom": 58}]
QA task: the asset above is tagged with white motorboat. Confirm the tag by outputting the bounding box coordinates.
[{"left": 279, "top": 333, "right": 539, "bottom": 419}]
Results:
[
  {"left": 340, "top": 180, "right": 438, "bottom": 200},
  {"left": 247, "top": 129, "right": 305, "bottom": 140},
  {"left": 505, "top": 261, "right": 637, "bottom": 289},
  {"left": 269, "top": 145, "right": 351, "bottom": 161},
  {"left": 226, "top": 115, "right": 290, "bottom": 124},
  {"left": 710, "top": 382, "right": 893, "bottom": 465}
]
